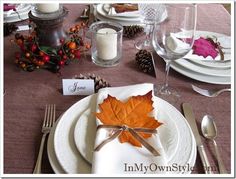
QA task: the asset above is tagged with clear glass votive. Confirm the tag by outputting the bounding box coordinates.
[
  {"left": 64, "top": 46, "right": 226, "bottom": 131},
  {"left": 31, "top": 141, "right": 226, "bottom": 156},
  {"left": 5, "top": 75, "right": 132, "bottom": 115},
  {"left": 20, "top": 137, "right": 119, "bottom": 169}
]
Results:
[{"left": 89, "top": 21, "right": 123, "bottom": 67}]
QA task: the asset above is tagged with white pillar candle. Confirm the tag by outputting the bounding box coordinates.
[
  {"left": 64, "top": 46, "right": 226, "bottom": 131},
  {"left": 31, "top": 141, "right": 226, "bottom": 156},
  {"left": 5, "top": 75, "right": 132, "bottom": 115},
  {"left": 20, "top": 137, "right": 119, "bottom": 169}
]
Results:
[
  {"left": 36, "top": 3, "right": 60, "bottom": 13},
  {"left": 96, "top": 28, "right": 117, "bottom": 60}
]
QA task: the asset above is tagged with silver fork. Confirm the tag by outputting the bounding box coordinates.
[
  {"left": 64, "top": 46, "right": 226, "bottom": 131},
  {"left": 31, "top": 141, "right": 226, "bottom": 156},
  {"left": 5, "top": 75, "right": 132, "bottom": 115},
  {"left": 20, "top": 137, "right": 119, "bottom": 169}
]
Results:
[
  {"left": 33, "top": 104, "right": 56, "bottom": 174},
  {"left": 192, "top": 84, "right": 231, "bottom": 97}
]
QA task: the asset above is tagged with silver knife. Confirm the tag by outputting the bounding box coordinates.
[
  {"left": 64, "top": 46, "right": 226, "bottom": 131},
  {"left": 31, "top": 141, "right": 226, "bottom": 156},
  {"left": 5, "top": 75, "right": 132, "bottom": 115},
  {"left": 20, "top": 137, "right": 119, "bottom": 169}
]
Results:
[{"left": 182, "top": 103, "right": 213, "bottom": 174}]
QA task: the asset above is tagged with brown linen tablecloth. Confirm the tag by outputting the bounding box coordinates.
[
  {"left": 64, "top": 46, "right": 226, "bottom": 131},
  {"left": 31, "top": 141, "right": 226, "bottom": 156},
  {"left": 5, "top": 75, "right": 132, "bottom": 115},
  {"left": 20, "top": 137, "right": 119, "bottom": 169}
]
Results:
[{"left": 4, "top": 3, "right": 231, "bottom": 174}]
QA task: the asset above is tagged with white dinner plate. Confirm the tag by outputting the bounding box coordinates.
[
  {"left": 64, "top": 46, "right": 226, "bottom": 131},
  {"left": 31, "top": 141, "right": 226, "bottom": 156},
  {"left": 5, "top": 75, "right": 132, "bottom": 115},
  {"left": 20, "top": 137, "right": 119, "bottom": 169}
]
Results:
[
  {"left": 175, "top": 58, "right": 231, "bottom": 77},
  {"left": 74, "top": 102, "right": 180, "bottom": 164},
  {"left": 54, "top": 93, "right": 196, "bottom": 174},
  {"left": 170, "top": 61, "right": 231, "bottom": 84},
  {"left": 47, "top": 119, "right": 65, "bottom": 174}
]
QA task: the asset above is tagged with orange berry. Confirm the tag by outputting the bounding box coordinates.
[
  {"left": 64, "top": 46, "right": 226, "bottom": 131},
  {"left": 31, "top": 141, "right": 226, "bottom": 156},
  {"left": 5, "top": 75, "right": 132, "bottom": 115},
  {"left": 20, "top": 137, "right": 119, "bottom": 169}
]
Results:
[
  {"left": 21, "top": 63, "right": 26, "bottom": 68},
  {"left": 16, "top": 39, "right": 23, "bottom": 46},
  {"left": 70, "top": 27, "right": 76, "bottom": 33},
  {"left": 85, "top": 43, "right": 91, "bottom": 49},
  {"left": 39, "top": 51, "right": 45, "bottom": 56},
  {"left": 75, "top": 25, "right": 81, "bottom": 30},
  {"left": 68, "top": 42, "right": 77, "bottom": 50},
  {"left": 37, "top": 61, "right": 45, "bottom": 66},
  {"left": 70, "top": 54, "right": 75, "bottom": 59},
  {"left": 81, "top": 22, "right": 86, "bottom": 27},
  {"left": 25, "top": 52, "right": 31, "bottom": 58}
]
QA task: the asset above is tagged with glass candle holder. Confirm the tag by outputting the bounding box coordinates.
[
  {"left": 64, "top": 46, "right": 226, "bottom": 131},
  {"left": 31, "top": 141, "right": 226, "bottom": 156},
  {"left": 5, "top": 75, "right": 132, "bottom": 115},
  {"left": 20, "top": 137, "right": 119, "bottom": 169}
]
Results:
[{"left": 89, "top": 21, "right": 123, "bottom": 67}]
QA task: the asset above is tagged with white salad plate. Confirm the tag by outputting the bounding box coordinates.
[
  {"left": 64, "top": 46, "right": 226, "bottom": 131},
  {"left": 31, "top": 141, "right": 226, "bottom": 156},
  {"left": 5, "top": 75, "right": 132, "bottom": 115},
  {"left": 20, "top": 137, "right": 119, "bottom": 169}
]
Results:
[{"left": 4, "top": 4, "right": 32, "bottom": 23}]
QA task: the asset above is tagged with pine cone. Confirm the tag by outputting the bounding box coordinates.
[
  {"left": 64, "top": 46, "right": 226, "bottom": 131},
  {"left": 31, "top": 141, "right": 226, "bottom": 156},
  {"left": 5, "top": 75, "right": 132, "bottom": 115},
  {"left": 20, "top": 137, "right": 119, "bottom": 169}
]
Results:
[
  {"left": 135, "top": 50, "right": 154, "bottom": 73},
  {"left": 74, "top": 74, "right": 111, "bottom": 92},
  {"left": 123, "top": 25, "right": 144, "bottom": 38},
  {"left": 4, "top": 23, "right": 18, "bottom": 36}
]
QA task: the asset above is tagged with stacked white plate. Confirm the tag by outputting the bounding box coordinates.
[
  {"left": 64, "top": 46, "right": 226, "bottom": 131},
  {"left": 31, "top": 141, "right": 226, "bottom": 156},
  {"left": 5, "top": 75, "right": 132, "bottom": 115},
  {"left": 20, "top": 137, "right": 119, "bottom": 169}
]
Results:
[
  {"left": 95, "top": 4, "right": 167, "bottom": 26},
  {"left": 4, "top": 4, "right": 32, "bottom": 23},
  {"left": 47, "top": 93, "right": 196, "bottom": 174},
  {"left": 171, "top": 31, "right": 231, "bottom": 84}
]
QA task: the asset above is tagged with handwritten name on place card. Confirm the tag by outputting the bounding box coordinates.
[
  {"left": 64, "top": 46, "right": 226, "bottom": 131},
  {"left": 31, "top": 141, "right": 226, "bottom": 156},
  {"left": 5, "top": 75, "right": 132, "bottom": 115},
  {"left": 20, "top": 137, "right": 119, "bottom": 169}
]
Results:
[{"left": 62, "top": 79, "right": 94, "bottom": 95}]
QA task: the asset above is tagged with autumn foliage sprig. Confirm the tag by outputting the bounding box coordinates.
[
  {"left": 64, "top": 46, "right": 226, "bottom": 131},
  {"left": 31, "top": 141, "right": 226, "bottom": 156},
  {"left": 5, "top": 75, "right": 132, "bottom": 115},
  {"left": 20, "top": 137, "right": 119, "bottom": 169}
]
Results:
[{"left": 13, "top": 22, "right": 91, "bottom": 73}]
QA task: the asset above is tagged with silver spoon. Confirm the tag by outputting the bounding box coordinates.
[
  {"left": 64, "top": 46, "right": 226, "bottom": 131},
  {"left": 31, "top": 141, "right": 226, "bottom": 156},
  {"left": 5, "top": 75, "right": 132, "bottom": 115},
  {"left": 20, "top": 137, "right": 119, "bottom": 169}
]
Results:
[{"left": 201, "top": 115, "right": 227, "bottom": 173}]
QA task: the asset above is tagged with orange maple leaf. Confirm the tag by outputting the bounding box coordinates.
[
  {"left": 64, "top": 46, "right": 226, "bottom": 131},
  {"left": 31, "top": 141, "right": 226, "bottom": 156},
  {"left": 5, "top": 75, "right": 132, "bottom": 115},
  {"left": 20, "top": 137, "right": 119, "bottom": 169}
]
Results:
[{"left": 95, "top": 91, "right": 162, "bottom": 147}]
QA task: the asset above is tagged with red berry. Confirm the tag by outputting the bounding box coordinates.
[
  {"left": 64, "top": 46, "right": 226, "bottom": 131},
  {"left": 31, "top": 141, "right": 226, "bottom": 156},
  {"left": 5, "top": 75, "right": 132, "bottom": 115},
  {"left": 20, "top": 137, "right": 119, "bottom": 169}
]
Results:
[
  {"left": 58, "top": 50, "right": 63, "bottom": 56},
  {"left": 60, "top": 38, "right": 65, "bottom": 44},
  {"left": 59, "top": 60, "right": 65, "bottom": 66},
  {"left": 43, "top": 55, "right": 50, "bottom": 62},
  {"left": 20, "top": 45, "right": 25, "bottom": 51},
  {"left": 75, "top": 50, "right": 81, "bottom": 59},
  {"left": 28, "top": 36, "right": 33, "bottom": 41},
  {"left": 15, "top": 52, "right": 21, "bottom": 59},
  {"left": 62, "top": 55, "right": 67, "bottom": 60},
  {"left": 70, "top": 49, "right": 75, "bottom": 54},
  {"left": 31, "top": 44, "right": 37, "bottom": 52}
]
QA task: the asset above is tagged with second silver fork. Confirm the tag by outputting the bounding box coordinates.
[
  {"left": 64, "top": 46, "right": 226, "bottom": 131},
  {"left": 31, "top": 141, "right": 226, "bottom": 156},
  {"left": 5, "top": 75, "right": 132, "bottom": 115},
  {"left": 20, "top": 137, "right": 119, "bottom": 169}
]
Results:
[{"left": 192, "top": 84, "right": 231, "bottom": 97}]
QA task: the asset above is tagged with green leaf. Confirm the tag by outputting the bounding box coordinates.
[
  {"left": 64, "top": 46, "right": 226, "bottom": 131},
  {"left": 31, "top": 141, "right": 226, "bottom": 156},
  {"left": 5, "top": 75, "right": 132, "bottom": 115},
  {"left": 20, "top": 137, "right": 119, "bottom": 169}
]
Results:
[{"left": 39, "top": 46, "right": 58, "bottom": 55}]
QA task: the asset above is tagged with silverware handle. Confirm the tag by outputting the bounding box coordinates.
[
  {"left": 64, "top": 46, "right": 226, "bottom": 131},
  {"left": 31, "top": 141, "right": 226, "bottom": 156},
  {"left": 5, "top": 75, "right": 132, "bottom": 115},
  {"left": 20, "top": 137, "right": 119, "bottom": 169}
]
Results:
[
  {"left": 213, "top": 140, "right": 227, "bottom": 173},
  {"left": 33, "top": 133, "right": 47, "bottom": 174},
  {"left": 198, "top": 145, "right": 214, "bottom": 174}
]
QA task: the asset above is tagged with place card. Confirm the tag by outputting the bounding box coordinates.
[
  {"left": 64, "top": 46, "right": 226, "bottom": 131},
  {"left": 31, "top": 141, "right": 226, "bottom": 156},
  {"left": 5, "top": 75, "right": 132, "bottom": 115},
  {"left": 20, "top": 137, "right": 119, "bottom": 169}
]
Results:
[
  {"left": 62, "top": 79, "right": 94, "bottom": 95},
  {"left": 16, "top": 25, "right": 31, "bottom": 32}
]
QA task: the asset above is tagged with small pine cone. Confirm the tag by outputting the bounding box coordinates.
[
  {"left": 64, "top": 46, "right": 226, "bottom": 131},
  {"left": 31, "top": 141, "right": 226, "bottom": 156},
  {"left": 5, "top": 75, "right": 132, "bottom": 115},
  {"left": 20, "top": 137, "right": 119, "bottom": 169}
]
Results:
[
  {"left": 4, "top": 23, "right": 18, "bottom": 36},
  {"left": 74, "top": 74, "right": 111, "bottom": 92},
  {"left": 123, "top": 25, "right": 144, "bottom": 38},
  {"left": 135, "top": 50, "right": 154, "bottom": 73}
]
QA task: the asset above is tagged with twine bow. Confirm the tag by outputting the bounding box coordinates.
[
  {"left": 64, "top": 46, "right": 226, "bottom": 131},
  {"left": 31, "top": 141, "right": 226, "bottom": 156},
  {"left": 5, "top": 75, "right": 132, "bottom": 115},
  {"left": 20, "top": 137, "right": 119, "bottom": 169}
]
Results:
[{"left": 94, "top": 124, "right": 160, "bottom": 156}]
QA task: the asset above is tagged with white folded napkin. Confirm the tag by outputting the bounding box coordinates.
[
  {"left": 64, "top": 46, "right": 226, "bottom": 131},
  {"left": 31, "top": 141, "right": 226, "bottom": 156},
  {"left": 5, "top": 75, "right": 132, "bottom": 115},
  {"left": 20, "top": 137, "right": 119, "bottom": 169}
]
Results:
[
  {"left": 92, "top": 83, "right": 167, "bottom": 174},
  {"left": 166, "top": 33, "right": 191, "bottom": 54}
]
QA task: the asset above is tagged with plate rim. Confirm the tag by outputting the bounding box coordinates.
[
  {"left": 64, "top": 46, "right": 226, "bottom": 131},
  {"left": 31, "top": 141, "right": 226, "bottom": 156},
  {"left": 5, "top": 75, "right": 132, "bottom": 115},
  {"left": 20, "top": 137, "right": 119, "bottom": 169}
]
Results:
[
  {"left": 170, "top": 61, "right": 231, "bottom": 84},
  {"left": 175, "top": 58, "right": 231, "bottom": 77}
]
